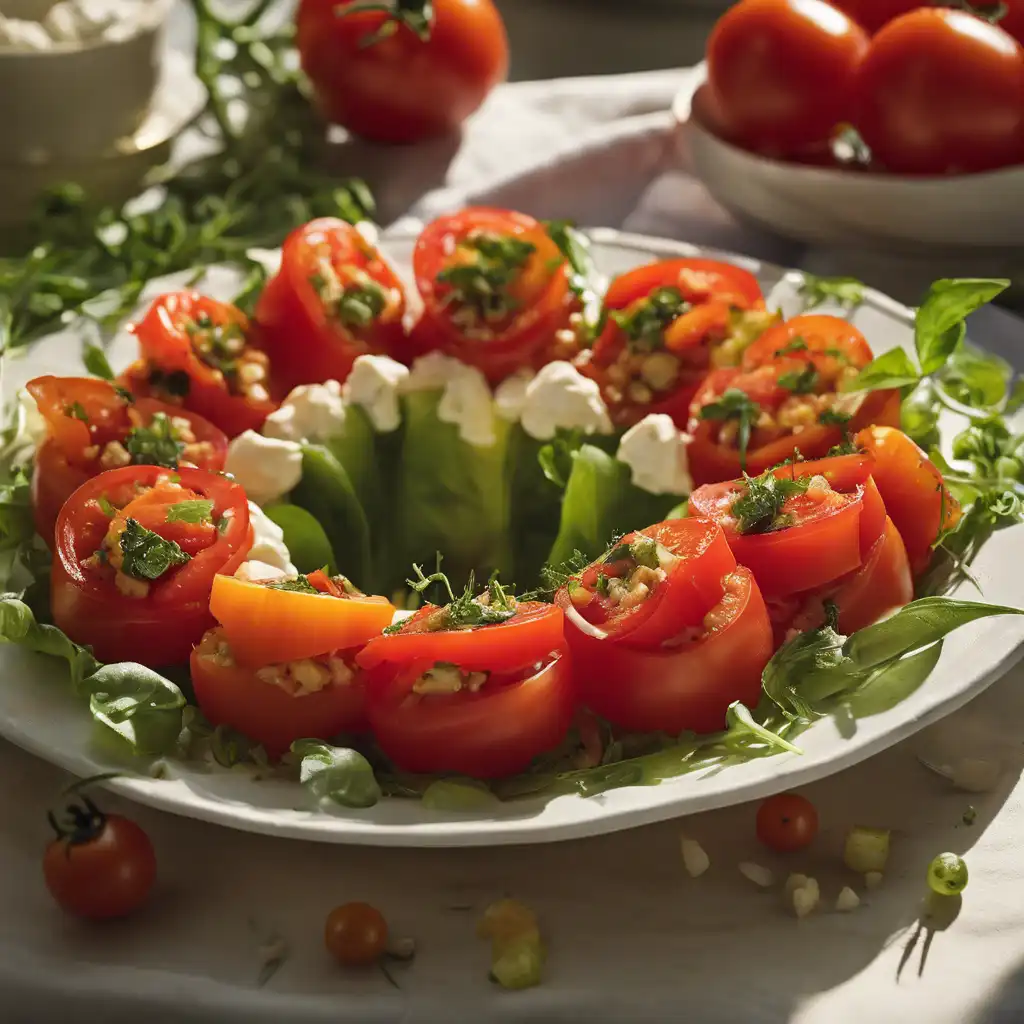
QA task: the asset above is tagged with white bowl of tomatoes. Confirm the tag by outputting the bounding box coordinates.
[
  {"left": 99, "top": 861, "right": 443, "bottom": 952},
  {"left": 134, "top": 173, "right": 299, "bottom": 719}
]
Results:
[{"left": 679, "top": 0, "right": 1024, "bottom": 250}]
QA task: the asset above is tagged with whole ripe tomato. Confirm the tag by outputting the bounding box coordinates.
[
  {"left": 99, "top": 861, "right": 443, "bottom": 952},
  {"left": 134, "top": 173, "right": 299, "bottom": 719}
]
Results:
[
  {"left": 756, "top": 793, "right": 819, "bottom": 852},
  {"left": 706, "top": 0, "right": 870, "bottom": 155},
  {"left": 852, "top": 9, "right": 1024, "bottom": 174},
  {"left": 825, "top": 0, "right": 918, "bottom": 33},
  {"left": 296, "top": 0, "right": 509, "bottom": 144},
  {"left": 325, "top": 903, "right": 389, "bottom": 967},
  {"left": 43, "top": 795, "right": 156, "bottom": 921}
]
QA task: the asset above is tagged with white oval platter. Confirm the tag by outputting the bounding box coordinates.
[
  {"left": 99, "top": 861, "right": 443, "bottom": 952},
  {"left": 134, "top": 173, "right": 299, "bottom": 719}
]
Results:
[{"left": 2, "top": 227, "right": 1023, "bottom": 848}]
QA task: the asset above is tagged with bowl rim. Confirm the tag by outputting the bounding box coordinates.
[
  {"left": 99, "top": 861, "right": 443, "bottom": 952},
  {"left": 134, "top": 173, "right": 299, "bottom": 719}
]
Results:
[{"left": 679, "top": 79, "right": 1024, "bottom": 189}]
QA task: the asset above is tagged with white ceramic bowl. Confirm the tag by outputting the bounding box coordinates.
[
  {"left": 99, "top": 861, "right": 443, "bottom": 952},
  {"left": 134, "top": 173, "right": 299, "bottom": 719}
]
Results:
[
  {"left": 676, "top": 81, "right": 1024, "bottom": 253},
  {"left": 0, "top": 0, "right": 173, "bottom": 164}
]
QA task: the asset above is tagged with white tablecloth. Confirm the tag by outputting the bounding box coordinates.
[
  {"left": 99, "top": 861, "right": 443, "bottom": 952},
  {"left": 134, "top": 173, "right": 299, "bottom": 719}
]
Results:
[{"left": 5, "top": 58, "right": 1024, "bottom": 1024}]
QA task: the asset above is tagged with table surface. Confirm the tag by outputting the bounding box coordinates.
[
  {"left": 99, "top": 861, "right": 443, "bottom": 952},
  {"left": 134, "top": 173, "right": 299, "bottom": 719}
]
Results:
[{"left": 6, "top": 8, "right": 1024, "bottom": 1024}]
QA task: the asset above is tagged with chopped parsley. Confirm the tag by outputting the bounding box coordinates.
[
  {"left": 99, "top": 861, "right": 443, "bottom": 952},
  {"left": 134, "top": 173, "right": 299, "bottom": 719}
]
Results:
[
  {"left": 819, "top": 408, "right": 853, "bottom": 426},
  {"left": 185, "top": 311, "right": 247, "bottom": 378},
  {"left": 266, "top": 575, "right": 320, "bottom": 594},
  {"left": 436, "top": 232, "right": 537, "bottom": 324},
  {"left": 698, "top": 388, "right": 761, "bottom": 470},
  {"left": 777, "top": 364, "right": 819, "bottom": 395},
  {"left": 119, "top": 518, "right": 191, "bottom": 580},
  {"left": 114, "top": 386, "right": 135, "bottom": 405},
  {"left": 125, "top": 412, "right": 185, "bottom": 469},
  {"left": 605, "top": 535, "right": 659, "bottom": 570},
  {"left": 774, "top": 338, "right": 808, "bottom": 357},
  {"left": 731, "top": 471, "right": 810, "bottom": 535},
  {"left": 216, "top": 514, "right": 231, "bottom": 534},
  {"left": 402, "top": 563, "right": 519, "bottom": 631},
  {"left": 64, "top": 402, "right": 89, "bottom": 422},
  {"left": 828, "top": 437, "right": 861, "bottom": 456},
  {"left": 96, "top": 494, "right": 116, "bottom": 517},
  {"left": 609, "top": 286, "right": 689, "bottom": 353},
  {"left": 165, "top": 499, "right": 214, "bottom": 524},
  {"left": 594, "top": 573, "right": 611, "bottom": 597}
]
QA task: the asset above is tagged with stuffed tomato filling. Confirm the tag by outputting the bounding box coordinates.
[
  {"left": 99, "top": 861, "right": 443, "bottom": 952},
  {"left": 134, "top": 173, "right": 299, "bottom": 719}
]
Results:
[
  {"left": 181, "top": 309, "right": 271, "bottom": 404},
  {"left": 308, "top": 250, "right": 403, "bottom": 338},
  {"left": 565, "top": 534, "right": 677, "bottom": 619}
]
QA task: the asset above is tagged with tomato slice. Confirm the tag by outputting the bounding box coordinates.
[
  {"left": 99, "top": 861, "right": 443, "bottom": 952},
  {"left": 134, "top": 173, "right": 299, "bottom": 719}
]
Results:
[
  {"left": 254, "top": 218, "right": 407, "bottom": 393},
  {"left": 689, "top": 457, "right": 885, "bottom": 597},
  {"left": 27, "top": 376, "right": 228, "bottom": 545},
  {"left": 129, "top": 292, "right": 277, "bottom": 438},
  {"left": 51, "top": 466, "right": 251, "bottom": 667},
  {"left": 855, "top": 425, "right": 961, "bottom": 575},
  {"left": 742, "top": 314, "right": 874, "bottom": 373},
  {"left": 210, "top": 572, "right": 395, "bottom": 668},
  {"left": 562, "top": 567, "right": 772, "bottom": 734},
  {"left": 586, "top": 259, "right": 766, "bottom": 429},
  {"left": 356, "top": 600, "right": 564, "bottom": 675},
  {"left": 191, "top": 628, "right": 366, "bottom": 758},
  {"left": 363, "top": 650, "right": 575, "bottom": 778},
  {"left": 412, "top": 207, "right": 575, "bottom": 384},
  {"left": 554, "top": 519, "right": 737, "bottom": 647}
]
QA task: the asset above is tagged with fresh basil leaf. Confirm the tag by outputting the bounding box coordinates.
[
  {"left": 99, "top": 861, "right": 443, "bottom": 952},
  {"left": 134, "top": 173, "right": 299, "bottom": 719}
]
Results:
[
  {"left": 915, "top": 278, "right": 1009, "bottom": 375},
  {"left": 543, "top": 220, "right": 602, "bottom": 339},
  {"left": 1007, "top": 379, "right": 1024, "bottom": 415},
  {"left": 725, "top": 701, "right": 803, "bottom": 754},
  {"left": 798, "top": 274, "right": 864, "bottom": 312},
  {"left": 537, "top": 430, "right": 583, "bottom": 490},
  {"left": 82, "top": 342, "right": 115, "bottom": 381},
  {"left": 0, "top": 596, "right": 98, "bottom": 685},
  {"left": 842, "top": 641, "right": 943, "bottom": 718},
  {"left": 119, "top": 518, "right": 191, "bottom": 580},
  {"left": 843, "top": 347, "right": 921, "bottom": 393},
  {"left": 938, "top": 344, "right": 1012, "bottom": 411},
  {"left": 901, "top": 380, "right": 941, "bottom": 450},
  {"left": 263, "top": 503, "right": 338, "bottom": 576},
  {"left": 165, "top": 499, "right": 214, "bottom": 524},
  {"left": 291, "top": 740, "right": 381, "bottom": 808},
  {"left": 86, "top": 662, "right": 187, "bottom": 755}
]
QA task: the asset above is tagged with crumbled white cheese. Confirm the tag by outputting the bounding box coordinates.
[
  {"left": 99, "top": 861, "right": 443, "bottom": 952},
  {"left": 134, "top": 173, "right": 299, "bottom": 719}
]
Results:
[
  {"left": 791, "top": 878, "right": 820, "bottom": 919},
  {"left": 680, "top": 837, "right": 710, "bottom": 878},
  {"left": 494, "top": 369, "right": 534, "bottom": 422},
  {"left": 263, "top": 380, "right": 346, "bottom": 445},
  {"left": 835, "top": 887, "right": 861, "bottom": 912},
  {"left": 864, "top": 871, "right": 884, "bottom": 890},
  {"left": 235, "top": 559, "right": 287, "bottom": 583},
  {"left": 225, "top": 431, "right": 303, "bottom": 506},
  {"left": 342, "top": 354, "right": 409, "bottom": 433},
  {"left": 617, "top": 414, "right": 693, "bottom": 496},
  {"left": 739, "top": 862, "right": 775, "bottom": 888},
  {"left": 517, "top": 361, "right": 613, "bottom": 441},
  {"left": 402, "top": 352, "right": 497, "bottom": 448},
  {"left": 243, "top": 502, "right": 296, "bottom": 576}
]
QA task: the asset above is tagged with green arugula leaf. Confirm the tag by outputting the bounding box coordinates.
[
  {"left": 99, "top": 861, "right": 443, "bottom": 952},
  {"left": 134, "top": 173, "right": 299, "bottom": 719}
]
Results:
[
  {"left": 119, "top": 518, "right": 191, "bottom": 580},
  {"left": 124, "top": 412, "right": 185, "bottom": 469},
  {"left": 843, "top": 347, "right": 921, "bottom": 393},
  {"left": 915, "top": 278, "right": 1009, "bottom": 375},
  {"left": 725, "top": 701, "right": 803, "bottom": 754},
  {"left": 165, "top": 499, "right": 214, "bottom": 525},
  {"left": 83, "top": 342, "right": 115, "bottom": 381},
  {"left": 698, "top": 388, "right": 760, "bottom": 470},
  {"left": 938, "top": 344, "right": 1013, "bottom": 411},
  {"left": 291, "top": 740, "right": 381, "bottom": 808}
]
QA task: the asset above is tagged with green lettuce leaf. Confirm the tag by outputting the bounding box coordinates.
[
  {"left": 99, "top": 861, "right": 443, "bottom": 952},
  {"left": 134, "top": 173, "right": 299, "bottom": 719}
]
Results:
[
  {"left": 395, "top": 390, "right": 513, "bottom": 590},
  {"left": 263, "top": 502, "right": 338, "bottom": 575}
]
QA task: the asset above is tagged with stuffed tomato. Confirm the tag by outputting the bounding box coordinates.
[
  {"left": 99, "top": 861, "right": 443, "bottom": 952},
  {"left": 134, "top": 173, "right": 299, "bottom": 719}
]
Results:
[
  {"left": 555, "top": 518, "right": 772, "bottom": 734},
  {"left": 51, "top": 465, "right": 251, "bottom": 667},
  {"left": 27, "top": 375, "right": 227, "bottom": 544},
  {"left": 254, "top": 218, "right": 406, "bottom": 392},
  {"left": 356, "top": 583, "right": 574, "bottom": 778},
  {"left": 193, "top": 570, "right": 397, "bottom": 758},
  {"left": 583, "top": 258, "right": 773, "bottom": 429},
  {"left": 687, "top": 315, "right": 901, "bottom": 484},
  {"left": 410, "top": 207, "right": 577, "bottom": 383},
  {"left": 125, "top": 292, "right": 276, "bottom": 438}
]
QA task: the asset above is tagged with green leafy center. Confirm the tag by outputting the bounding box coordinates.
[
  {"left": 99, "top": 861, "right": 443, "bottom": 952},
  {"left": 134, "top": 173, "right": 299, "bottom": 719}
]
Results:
[{"left": 119, "top": 518, "right": 192, "bottom": 581}]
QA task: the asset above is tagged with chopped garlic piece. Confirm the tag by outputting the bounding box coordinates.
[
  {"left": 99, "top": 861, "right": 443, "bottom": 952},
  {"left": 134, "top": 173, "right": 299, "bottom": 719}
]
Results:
[
  {"left": 784, "top": 873, "right": 811, "bottom": 900},
  {"left": 680, "top": 837, "right": 710, "bottom": 878},
  {"left": 835, "top": 887, "right": 860, "bottom": 912},
  {"left": 791, "top": 878, "right": 820, "bottom": 919},
  {"left": 739, "top": 862, "right": 775, "bottom": 888}
]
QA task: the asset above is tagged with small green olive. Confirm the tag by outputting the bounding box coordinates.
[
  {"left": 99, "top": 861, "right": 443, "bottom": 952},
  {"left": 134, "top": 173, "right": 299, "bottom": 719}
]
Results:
[{"left": 927, "top": 852, "right": 969, "bottom": 896}]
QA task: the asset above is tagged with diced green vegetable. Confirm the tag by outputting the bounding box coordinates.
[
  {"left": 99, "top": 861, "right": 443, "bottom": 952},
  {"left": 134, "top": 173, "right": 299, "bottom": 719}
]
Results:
[
  {"left": 927, "top": 852, "right": 968, "bottom": 896},
  {"left": 843, "top": 827, "right": 890, "bottom": 874},
  {"left": 490, "top": 935, "right": 546, "bottom": 990}
]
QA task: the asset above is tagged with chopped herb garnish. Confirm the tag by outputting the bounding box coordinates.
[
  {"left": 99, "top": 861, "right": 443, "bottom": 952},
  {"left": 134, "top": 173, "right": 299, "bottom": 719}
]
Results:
[
  {"left": 828, "top": 437, "right": 861, "bottom": 456},
  {"left": 405, "top": 563, "right": 518, "bottom": 630},
  {"left": 605, "top": 535, "right": 659, "bottom": 570},
  {"left": 819, "top": 408, "right": 853, "bottom": 426},
  {"left": 119, "top": 518, "right": 191, "bottom": 580},
  {"left": 595, "top": 573, "right": 611, "bottom": 597},
  {"left": 775, "top": 338, "right": 808, "bottom": 357},
  {"left": 64, "top": 402, "right": 88, "bottom": 422},
  {"left": 777, "top": 364, "right": 819, "bottom": 394},
  {"left": 165, "top": 499, "right": 214, "bottom": 524},
  {"left": 124, "top": 412, "right": 185, "bottom": 469},
  {"left": 542, "top": 220, "right": 602, "bottom": 339},
  {"left": 698, "top": 388, "right": 761, "bottom": 470},
  {"left": 609, "top": 286, "right": 689, "bottom": 353},
  {"left": 331, "top": 279, "right": 388, "bottom": 329},
  {"left": 96, "top": 494, "right": 116, "bottom": 517},
  {"left": 731, "top": 470, "right": 810, "bottom": 535},
  {"left": 266, "top": 575, "right": 320, "bottom": 593},
  {"left": 216, "top": 515, "right": 231, "bottom": 534},
  {"left": 114, "top": 386, "right": 135, "bottom": 405},
  {"left": 185, "top": 311, "right": 247, "bottom": 378},
  {"left": 798, "top": 274, "right": 865, "bottom": 311},
  {"left": 436, "top": 232, "right": 536, "bottom": 324}
]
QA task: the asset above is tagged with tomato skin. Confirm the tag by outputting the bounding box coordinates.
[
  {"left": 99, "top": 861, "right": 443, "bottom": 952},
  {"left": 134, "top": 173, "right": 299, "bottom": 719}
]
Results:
[
  {"left": 412, "top": 208, "right": 574, "bottom": 384},
  {"left": 742, "top": 315, "right": 875, "bottom": 373},
  {"left": 191, "top": 629, "right": 366, "bottom": 758},
  {"left": 325, "top": 903, "right": 389, "bottom": 967},
  {"left": 43, "top": 815, "right": 156, "bottom": 921},
  {"left": 296, "top": 0, "right": 508, "bottom": 144},
  {"left": 587, "top": 259, "right": 765, "bottom": 428},
  {"left": 707, "top": 0, "right": 870, "bottom": 155},
  {"left": 998, "top": 0, "right": 1024, "bottom": 46},
  {"left": 756, "top": 793, "right": 819, "bottom": 852},
  {"left": 852, "top": 9, "right": 1024, "bottom": 175},
  {"left": 364, "top": 651, "right": 576, "bottom": 778},
  {"left": 560, "top": 567, "right": 772, "bottom": 735},
  {"left": 51, "top": 466, "right": 251, "bottom": 667},
  {"left": 254, "top": 218, "right": 407, "bottom": 393},
  {"left": 129, "top": 293, "right": 277, "bottom": 438},
  {"left": 855, "top": 425, "right": 961, "bottom": 574}
]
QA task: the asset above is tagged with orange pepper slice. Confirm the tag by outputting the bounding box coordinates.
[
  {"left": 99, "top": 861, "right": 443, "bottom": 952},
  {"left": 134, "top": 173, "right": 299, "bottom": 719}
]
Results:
[{"left": 210, "top": 573, "right": 396, "bottom": 668}]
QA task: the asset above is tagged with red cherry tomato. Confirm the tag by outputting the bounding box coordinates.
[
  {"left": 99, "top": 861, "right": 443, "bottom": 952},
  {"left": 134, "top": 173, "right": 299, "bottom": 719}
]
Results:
[
  {"left": 43, "top": 798, "right": 156, "bottom": 921},
  {"left": 51, "top": 465, "right": 251, "bottom": 667},
  {"left": 324, "top": 903, "right": 389, "bottom": 967},
  {"left": 756, "top": 792, "right": 819, "bottom": 852},
  {"left": 707, "top": 0, "right": 870, "bottom": 156},
  {"left": 296, "top": 0, "right": 508, "bottom": 144},
  {"left": 254, "top": 218, "right": 407, "bottom": 394},
  {"left": 855, "top": 425, "right": 961, "bottom": 574},
  {"left": 997, "top": 0, "right": 1024, "bottom": 45},
  {"left": 412, "top": 208, "right": 575, "bottom": 384},
  {"left": 852, "top": 9, "right": 1024, "bottom": 175}
]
